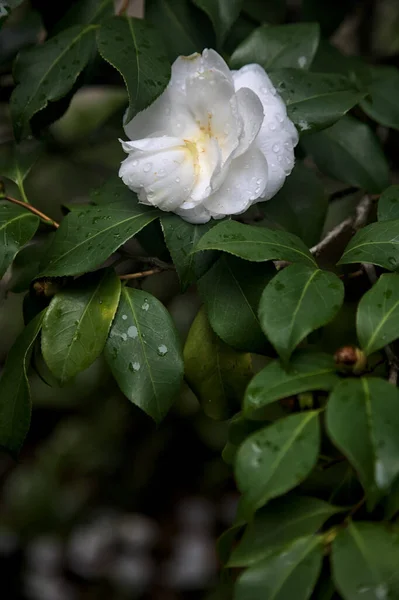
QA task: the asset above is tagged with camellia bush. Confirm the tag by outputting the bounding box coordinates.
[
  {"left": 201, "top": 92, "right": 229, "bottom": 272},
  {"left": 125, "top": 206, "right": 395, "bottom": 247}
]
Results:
[{"left": 2, "top": 0, "right": 399, "bottom": 597}]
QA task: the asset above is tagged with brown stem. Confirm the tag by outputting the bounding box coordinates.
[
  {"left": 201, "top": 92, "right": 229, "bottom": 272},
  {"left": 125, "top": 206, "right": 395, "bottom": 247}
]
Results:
[
  {"left": 310, "top": 195, "right": 373, "bottom": 258},
  {"left": 4, "top": 195, "right": 59, "bottom": 228},
  {"left": 119, "top": 267, "right": 164, "bottom": 280},
  {"left": 116, "top": 0, "right": 129, "bottom": 15}
]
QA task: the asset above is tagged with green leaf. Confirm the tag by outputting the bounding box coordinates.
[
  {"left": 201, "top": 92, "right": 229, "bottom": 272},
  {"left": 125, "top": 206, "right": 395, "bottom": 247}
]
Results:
[
  {"left": 357, "top": 273, "right": 399, "bottom": 355},
  {"left": 96, "top": 16, "right": 170, "bottom": 124},
  {"left": 384, "top": 476, "right": 399, "bottom": 519},
  {"left": 198, "top": 255, "right": 275, "bottom": 352},
  {"left": 230, "top": 23, "right": 320, "bottom": 70},
  {"left": 40, "top": 201, "right": 160, "bottom": 277},
  {"left": 361, "top": 67, "right": 399, "bottom": 131},
  {"left": 242, "top": 0, "right": 286, "bottom": 24},
  {"left": 269, "top": 69, "right": 364, "bottom": 134},
  {"left": 235, "top": 411, "right": 320, "bottom": 513},
  {"left": 192, "top": 0, "right": 242, "bottom": 47},
  {"left": 244, "top": 351, "right": 339, "bottom": 418},
  {"left": 229, "top": 494, "right": 340, "bottom": 567},
  {"left": 8, "top": 236, "right": 53, "bottom": 293},
  {"left": 160, "top": 214, "right": 216, "bottom": 292},
  {"left": 234, "top": 535, "right": 323, "bottom": 600},
  {"left": 0, "top": 140, "right": 43, "bottom": 201},
  {"left": 184, "top": 307, "right": 252, "bottom": 420},
  {"left": 193, "top": 220, "right": 316, "bottom": 266},
  {"left": 302, "top": 116, "right": 390, "bottom": 194},
  {"left": 377, "top": 185, "right": 399, "bottom": 222},
  {"left": 41, "top": 269, "right": 121, "bottom": 384},
  {"left": 338, "top": 220, "right": 399, "bottom": 271},
  {"left": 326, "top": 377, "right": 399, "bottom": 507},
  {"left": 258, "top": 264, "right": 344, "bottom": 362},
  {"left": 55, "top": 0, "right": 114, "bottom": 31},
  {"left": 260, "top": 162, "right": 327, "bottom": 247},
  {"left": 0, "top": 201, "right": 39, "bottom": 279},
  {"left": 105, "top": 287, "right": 184, "bottom": 423},
  {"left": 0, "top": 312, "right": 45, "bottom": 455},
  {"left": 10, "top": 24, "right": 97, "bottom": 141},
  {"left": 332, "top": 521, "right": 399, "bottom": 600},
  {"left": 145, "top": 0, "right": 213, "bottom": 61}
]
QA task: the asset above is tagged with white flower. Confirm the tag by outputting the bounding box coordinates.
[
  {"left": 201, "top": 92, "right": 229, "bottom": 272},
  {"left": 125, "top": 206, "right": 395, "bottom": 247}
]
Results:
[{"left": 119, "top": 49, "right": 298, "bottom": 224}]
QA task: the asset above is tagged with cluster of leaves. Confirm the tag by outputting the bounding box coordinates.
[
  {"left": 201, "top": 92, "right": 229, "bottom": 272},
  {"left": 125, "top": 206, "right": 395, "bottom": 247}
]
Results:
[{"left": 2, "top": 0, "right": 399, "bottom": 598}]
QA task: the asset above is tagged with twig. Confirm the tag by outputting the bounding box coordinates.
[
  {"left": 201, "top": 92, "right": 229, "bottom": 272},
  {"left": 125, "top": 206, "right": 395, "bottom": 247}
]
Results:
[
  {"left": 310, "top": 195, "right": 373, "bottom": 258},
  {"left": 119, "top": 268, "right": 164, "bottom": 280},
  {"left": 116, "top": 0, "right": 129, "bottom": 15},
  {"left": 4, "top": 195, "right": 59, "bottom": 229}
]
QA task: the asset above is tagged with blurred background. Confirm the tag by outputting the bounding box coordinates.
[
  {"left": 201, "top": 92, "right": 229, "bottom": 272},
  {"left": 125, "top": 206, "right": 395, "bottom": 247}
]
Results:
[{"left": 1, "top": 0, "right": 399, "bottom": 598}]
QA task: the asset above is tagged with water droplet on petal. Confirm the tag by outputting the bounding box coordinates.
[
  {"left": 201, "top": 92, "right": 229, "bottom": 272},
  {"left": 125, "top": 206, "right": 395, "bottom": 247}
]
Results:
[
  {"left": 269, "top": 122, "right": 277, "bottom": 131},
  {"left": 132, "top": 159, "right": 138, "bottom": 167},
  {"left": 273, "top": 144, "right": 280, "bottom": 153},
  {"left": 143, "top": 163, "right": 152, "bottom": 173},
  {"left": 175, "top": 177, "right": 180, "bottom": 183}
]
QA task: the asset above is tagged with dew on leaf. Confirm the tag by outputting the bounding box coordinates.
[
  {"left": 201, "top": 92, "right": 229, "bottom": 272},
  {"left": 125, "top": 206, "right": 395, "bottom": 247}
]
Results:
[
  {"left": 127, "top": 325, "right": 138, "bottom": 338},
  {"left": 157, "top": 344, "right": 168, "bottom": 356}
]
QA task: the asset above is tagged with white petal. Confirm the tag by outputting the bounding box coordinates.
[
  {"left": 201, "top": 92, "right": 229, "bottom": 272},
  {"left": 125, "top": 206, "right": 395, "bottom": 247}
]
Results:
[
  {"left": 119, "top": 143, "right": 195, "bottom": 211},
  {"left": 190, "top": 136, "right": 222, "bottom": 202},
  {"left": 233, "top": 64, "right": 298, "bottom": 146},
  {"left": 175, "top": 203, "right": 211, "bottom": 224},
  {"left": 120, "top": 136, "right": 183, "bottom": 153},
  {"left": 170, "top": 49, "right": 232, "bottom": 94},
  {"left": 123, "top": 88, "right": 196, "bottom": 141},
  {"left": 204, "top": 149, "right": 268, "bottom": 216},
  {"left": 184, "top": 70, "right": 240, "bottom": 163},
  {"left": 233, "top": 87, "right": 264, "bottom": 158}
]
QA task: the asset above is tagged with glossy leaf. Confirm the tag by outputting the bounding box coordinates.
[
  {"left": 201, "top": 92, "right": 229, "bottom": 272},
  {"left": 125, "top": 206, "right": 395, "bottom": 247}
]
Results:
[
  {"left": 0, "top": 201, "right": 39, "bottom": 279},
  {"left": 258, "top": 264, "right": 344, "bottom": 362},
  {"left": 244, "top": 351, "right": 339, "bottom": 417},
  {"left": 377, "top": 185, "right": 399, "bottom": 222},
  {"left": 40, "top": 201, "right": 160, "bottom": 277},
  {"left": 332, "top": 521, "right": 399, "bottom": 600},
  {"left": 234, "top": 535, "right": 323, "bottom": 600},
  {"left": 0, "top": 312, "right": 45, "bottom": 455},
  {"left": 10, "top": 24, "right": 96, "bottom": 141},
  {"left": 192, "top": 0, "right": 242, "bottom": 47},
  {"left": 42, "top": 269, "right": 121, "bottom": 384},
  {"left": 269, "top": 69, "right": 364, "bottom": 134},
  {"left": 230, "top": 23, "right": 319, "bottom": 70},
  {"left": 105, "top": 287, "right": 184, "bottom": 423},
  {"left": 242, "top": 0, "right": 286, "bottom": 24},
  {"left": 235, "top": 411, "right": 320, "bottom": 513},
  {"left": 261, "top": 162, "right": 327, "bottom": 247},
  {"left": 161, "top": 214, "right": 216, "bottom": 292},
  {"left": 361, "top": 66, "right": 399, "bottom": 131},
  {"left": 97, "top": 16, "right": 170, "bottom": 124},
  {"left": 0, "top": 140, "right": 43, "bottom": 200},
  {"left": 194, "top": 220, "right": 316, "bottom": 266},
  {"left": 145, "top": 0, "right": 212, "bottom": 61},
  {"left": 198, "top": 255, "right": 275, "bottom": 352},
  {"left": 357, "top": 273, "right": 399, "bottom": 355},
  {"left": 326, "top": 378, "right": 399, "bottom": 507},
  {"left": 229, "top": 494, "right": 340, "bottom": 567},
  {"left": 184, "top": 307, "right": 252, "bottom": 420},
  {"left": 339, "top": 220, "right": 399, "bottom": 271},
  {"left": 55, "top": 0, "right": 114, "bottom": 30},
  {"left": 302, "top": 116, "right": 390, "bottom": 194}
]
